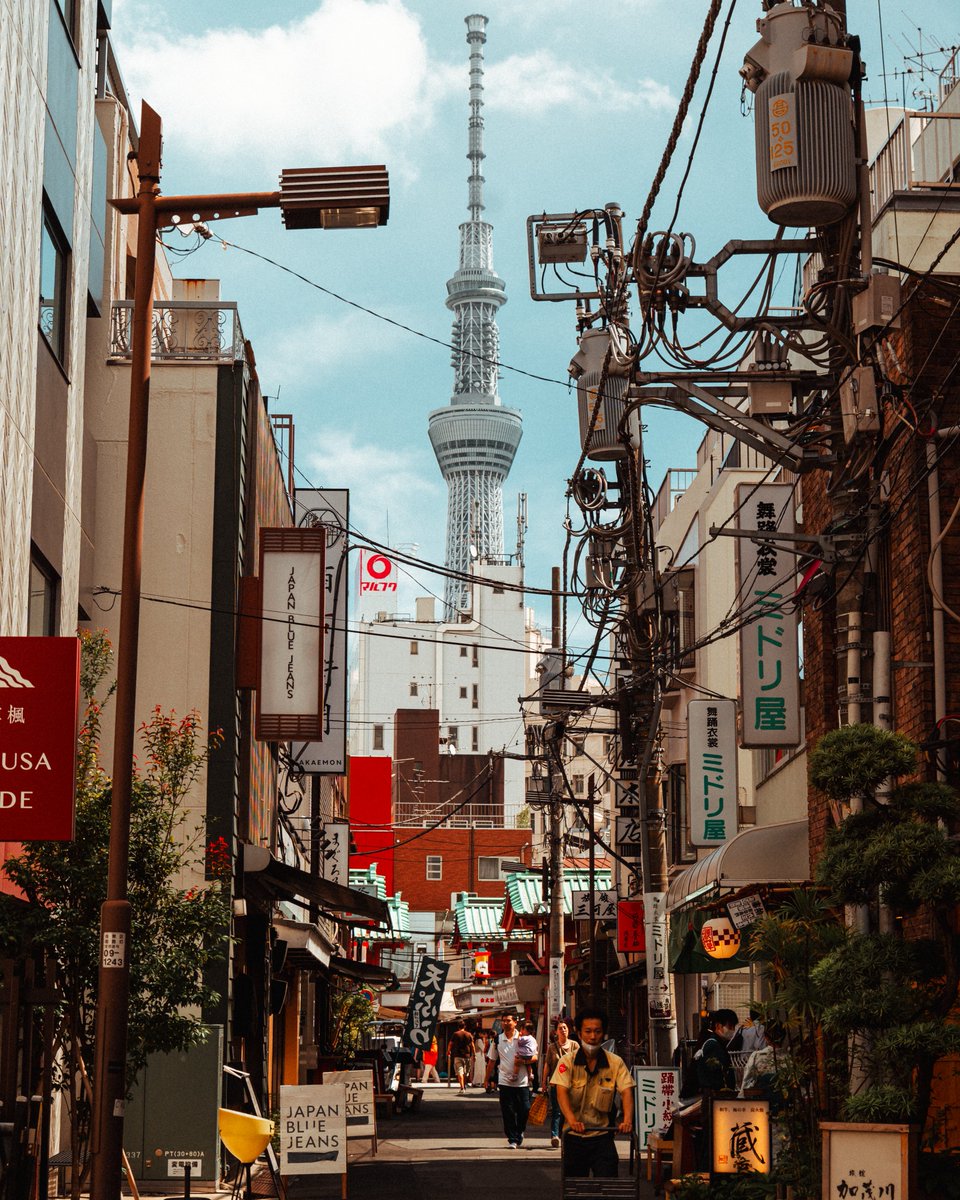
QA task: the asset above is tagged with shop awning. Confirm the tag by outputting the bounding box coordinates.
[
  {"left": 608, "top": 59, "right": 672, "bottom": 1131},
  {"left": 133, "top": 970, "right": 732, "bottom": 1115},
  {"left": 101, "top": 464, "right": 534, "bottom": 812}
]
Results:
[
  {"left": 330, "top": 956, "right": 398, "bottom": 988},
  {"left": 666, "top": 820, "right": 810, "bottom": 912},
  {"left": 242, "top": 844, "right": 389, "bottom": 925},
  {"left": 274, "top": 917, "right": 335, "bottom": 971}
]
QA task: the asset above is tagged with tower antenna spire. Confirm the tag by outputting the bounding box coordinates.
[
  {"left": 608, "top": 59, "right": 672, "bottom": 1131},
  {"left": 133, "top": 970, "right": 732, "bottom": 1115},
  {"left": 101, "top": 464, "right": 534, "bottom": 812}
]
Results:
[{"left": 427, "top": 15, "right": 523, "bottom": 615}]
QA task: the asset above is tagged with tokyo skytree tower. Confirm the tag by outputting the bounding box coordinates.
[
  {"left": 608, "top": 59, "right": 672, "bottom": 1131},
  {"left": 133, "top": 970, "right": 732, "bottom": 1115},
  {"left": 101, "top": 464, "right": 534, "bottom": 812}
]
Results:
[{"left": 428, "top": 14, "right": 522, "bottom": 615}]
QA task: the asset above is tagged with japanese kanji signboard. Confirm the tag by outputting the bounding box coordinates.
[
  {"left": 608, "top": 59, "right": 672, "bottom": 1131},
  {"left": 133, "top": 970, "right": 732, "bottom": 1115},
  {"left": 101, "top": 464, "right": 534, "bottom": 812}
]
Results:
[
  {"left": 633, "top": 1068, "right": 679, "bottom": 1151},
  {"left": 643, "top": 892, "right": 671, "bottom": 1019},
  {"left": 615, "top": 813, "right": 644, "bottom": 859},
  {"left": 571, "top": 889, "right": 618, "bottom": 922},
  {"left": 727, "top": 893, "right": 766, "bottom": 930},
  {"left": 687, "top": 698, "right": 739, "bottom": 847},
  {"left": 713, "top": 1099, "right": 771, "bottom": 1175},
  {"left": 402, "top": 956, "right": 449, "bottom": 1050},
  {"left": 820, "top": 1122, "right": 915, "bottom": 1199},
  {"left": 318, "top": 820, "right": 348, "bottom": 886},
  {"left": 616, "top": 900, "right": 646, "bottom": 952},
  {"left": 0, "top": 637, "right": 80, "bottom": 841},
  {"left": 736, "top": 483, "right": 801, "bottom": 747}
]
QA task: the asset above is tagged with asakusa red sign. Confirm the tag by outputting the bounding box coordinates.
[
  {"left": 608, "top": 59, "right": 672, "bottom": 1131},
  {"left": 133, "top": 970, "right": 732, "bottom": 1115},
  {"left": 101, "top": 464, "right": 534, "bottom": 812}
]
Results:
[{"left": 0, "top": 637, "right": 80, "bottom": 840}]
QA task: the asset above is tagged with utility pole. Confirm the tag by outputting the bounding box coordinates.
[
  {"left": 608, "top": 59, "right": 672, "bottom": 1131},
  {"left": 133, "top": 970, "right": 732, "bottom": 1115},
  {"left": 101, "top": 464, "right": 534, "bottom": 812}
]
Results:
[
  {"left": 546, "top": 567, "right": 566, "bottom": 1025},
  {"left": 587, "top": 774, "right": 599, "bottom": 1004}
]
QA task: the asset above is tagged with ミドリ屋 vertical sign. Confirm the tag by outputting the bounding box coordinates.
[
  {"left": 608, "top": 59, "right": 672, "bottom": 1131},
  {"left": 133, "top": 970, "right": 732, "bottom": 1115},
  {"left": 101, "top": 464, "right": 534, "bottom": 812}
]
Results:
[
  {"left": 687, "top": 698, "right": 739, "bottom": 847},
  {"left": 0, "top": 637, "right": 80, "bottom": 840},
  {"left": 257, "top": 528, "right": 325, "bottom": 741},
  {"left": 402, "top": 956, "right": 449, "bottom": 1050},
  {"left": 736, "top": 484, "right": 801, "bottom": 748}
]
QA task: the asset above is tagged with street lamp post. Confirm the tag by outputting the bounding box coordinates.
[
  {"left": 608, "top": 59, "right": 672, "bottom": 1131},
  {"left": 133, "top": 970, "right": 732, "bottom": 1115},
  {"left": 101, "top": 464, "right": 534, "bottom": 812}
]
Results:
[{"left": 89, "top": 101, "right": 388, "bottom": 1200}]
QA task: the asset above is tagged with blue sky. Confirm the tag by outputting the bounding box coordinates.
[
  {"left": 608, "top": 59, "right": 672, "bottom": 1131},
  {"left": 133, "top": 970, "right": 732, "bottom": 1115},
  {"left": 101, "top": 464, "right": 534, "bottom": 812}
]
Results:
[{"left": 111, "top": 0, "right": 957, "bottom": 639}]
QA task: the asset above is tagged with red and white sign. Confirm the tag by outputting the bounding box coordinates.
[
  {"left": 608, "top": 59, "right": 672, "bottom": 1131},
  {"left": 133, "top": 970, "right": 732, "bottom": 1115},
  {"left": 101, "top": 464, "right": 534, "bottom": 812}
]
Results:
[
  {"left": 257, "top": 528, "right": 325, "bottom": 741},
  {"left": 358, "top": 550, "right": 397, "bottom": 594},
  {"left": 0, "top": 637, "right": 80, "bottom": 840}
]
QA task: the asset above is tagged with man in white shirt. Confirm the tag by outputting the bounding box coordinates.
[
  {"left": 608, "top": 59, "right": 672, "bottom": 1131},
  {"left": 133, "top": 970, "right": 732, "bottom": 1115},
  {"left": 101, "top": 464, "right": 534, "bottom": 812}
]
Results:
[{"left": 485, "top": 1013, "right": 537, "bottom": 1148}]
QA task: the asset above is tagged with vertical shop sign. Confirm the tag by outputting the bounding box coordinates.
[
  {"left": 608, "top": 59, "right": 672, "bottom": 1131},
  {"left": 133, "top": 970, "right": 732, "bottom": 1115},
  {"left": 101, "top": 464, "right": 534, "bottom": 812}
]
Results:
[
  {"left": 319, "top": 820, "right": 349, "bottom": 886},
  {"left": 633, "top": 1068, "right": 679, "bottom": 1150},
  {"left": 258, "top": 529, "right": 325, "bottom": 741},
  {"left": 403, "top": 956, "right": 449, "bottom": 1050},
  {"left": 616, "top": 901, "right": 646, "bottom": 953},
  {"left": 736, "top": 483, "right": 801, "bottom": 747},
  {"left": 292, "top": 489, "right": 349, "bottom": 773},
  {"left": 643, "top": 892, "right": 671, "bottom": 1020},
  {"left": 687, "top": 698, "right": 739, "bottom": 847}
]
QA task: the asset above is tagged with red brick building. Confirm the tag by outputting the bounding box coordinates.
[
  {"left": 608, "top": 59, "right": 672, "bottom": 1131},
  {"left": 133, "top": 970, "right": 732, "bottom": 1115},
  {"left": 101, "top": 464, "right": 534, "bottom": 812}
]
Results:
[{"left": 392, "top": 826, "right": 532, "bottom": 910}]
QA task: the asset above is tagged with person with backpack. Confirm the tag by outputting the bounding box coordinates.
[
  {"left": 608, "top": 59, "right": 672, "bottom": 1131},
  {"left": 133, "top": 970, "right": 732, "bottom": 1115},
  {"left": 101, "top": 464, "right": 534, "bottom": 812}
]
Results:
[{"left": 693, "top": 1008, "right": 739, "bottom": 1094}]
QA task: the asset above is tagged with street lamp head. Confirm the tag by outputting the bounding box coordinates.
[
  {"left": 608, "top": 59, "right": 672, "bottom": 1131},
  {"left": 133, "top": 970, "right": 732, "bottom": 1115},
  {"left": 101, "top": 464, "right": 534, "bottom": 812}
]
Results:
[{"left": 279, "top": 165, "right": 390, "bottom": 230}]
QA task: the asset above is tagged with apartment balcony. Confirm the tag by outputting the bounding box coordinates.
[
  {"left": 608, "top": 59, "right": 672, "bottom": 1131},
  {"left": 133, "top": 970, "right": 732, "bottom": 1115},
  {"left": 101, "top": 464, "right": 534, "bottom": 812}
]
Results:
[
  {"left": 108, "top": 300, "right": 246, "bottom": 363},
  {"left": 867, "top": 72, "right": 960, "bottom": 274}
]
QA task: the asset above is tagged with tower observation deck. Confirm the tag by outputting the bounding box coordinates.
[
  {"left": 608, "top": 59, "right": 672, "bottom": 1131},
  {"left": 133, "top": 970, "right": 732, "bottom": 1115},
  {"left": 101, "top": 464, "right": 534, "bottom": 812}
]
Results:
[{"left": 428, "top": 13, "right": 522, "bottom": 615}]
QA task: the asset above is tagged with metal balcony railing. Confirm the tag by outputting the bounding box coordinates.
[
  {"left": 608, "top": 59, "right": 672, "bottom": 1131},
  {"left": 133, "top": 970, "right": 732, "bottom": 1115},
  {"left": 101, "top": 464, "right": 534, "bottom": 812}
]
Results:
[
  {"left": 870, "top": 110, "right": 960, "bottom": 217},
  {"left": 109, "top": 300, "right": 246, "bottom": 363}
]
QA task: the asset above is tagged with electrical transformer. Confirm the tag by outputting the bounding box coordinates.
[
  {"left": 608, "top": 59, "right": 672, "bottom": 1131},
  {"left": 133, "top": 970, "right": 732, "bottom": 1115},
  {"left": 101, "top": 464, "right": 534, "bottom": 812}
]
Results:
[
  {"left": 568, "top": 329, "right": 637, "bottom": 461},
  {"left": 742, "top": 2, "right": 857, "bottom": 227}
]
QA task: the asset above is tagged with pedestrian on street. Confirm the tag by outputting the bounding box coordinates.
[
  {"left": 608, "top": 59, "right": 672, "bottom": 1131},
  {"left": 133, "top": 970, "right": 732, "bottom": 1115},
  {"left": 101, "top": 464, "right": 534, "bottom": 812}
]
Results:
[
  {"left": 551, "top": 1007, "right": 635, "bottom": 1179},
  {"left": 542, "top": 1019, "right": 579, "bottom": 1148},
  {"left": 485, "top": 1012, "right": 535, "bottom": 1148},
  {"left": 449, "top": 1019, "right": 476, "bottom": 1094},
  {"left": 693, "top": 1009, "right": 739, "bottom": 1094},
  {"left": 420, "top": 1035, "right": 442, "bottom": 1084},
  {"left": 471, "top": 1031, "right": 488, "bottom": 1087}
]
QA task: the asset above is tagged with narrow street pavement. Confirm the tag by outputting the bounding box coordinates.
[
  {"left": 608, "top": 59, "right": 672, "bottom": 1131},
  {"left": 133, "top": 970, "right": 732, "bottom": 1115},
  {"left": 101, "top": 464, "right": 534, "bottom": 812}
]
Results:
[{"left": 284, "top": 1083, "right": 656, "bottom": 1200}]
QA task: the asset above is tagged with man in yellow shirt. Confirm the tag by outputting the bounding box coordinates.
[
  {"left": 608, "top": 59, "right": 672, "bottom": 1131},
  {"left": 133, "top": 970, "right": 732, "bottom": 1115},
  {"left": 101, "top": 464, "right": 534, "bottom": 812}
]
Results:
[{"left": 551, "top": 1007, "right": 635, "bottom": 1178}]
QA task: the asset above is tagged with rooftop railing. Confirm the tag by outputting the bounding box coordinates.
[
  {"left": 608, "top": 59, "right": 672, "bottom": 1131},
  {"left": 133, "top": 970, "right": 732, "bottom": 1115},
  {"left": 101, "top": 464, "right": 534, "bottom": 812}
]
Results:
[
  {"left": 870, "top": 110, "right": 960, "bottom": 218},
  {"left": 109, "top": 300, "right": 246, "bottom": 363}
]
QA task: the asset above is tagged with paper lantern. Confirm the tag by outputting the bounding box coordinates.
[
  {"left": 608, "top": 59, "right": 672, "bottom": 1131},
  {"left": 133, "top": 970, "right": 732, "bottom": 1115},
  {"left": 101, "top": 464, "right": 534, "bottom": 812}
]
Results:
[{"left": 700, "top": 917, "right": 741, "bottom": 959}]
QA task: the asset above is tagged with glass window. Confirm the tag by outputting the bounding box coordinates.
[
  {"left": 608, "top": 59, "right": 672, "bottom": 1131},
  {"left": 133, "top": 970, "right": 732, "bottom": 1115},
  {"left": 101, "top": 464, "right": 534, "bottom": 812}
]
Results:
[
  {"left": 460, "top": 645, "right": 468, "bottom": 657},
  {"left": 459, "top": 686, "right": 467, "bottom": 699},
  {"left": 28, "top": 553, "right": 58, "bottom": 636},
  {"left": 472, "top": 645, "right": 479, "bottom": 667},
  {"left": 409, "top": 681, "right": 418, "bottom": 697},
  {"left": 477, "top": 856, "right": 501, "bottom": 881},
  {"left": 572, "top": 774, "right": 585, "bottom": 796},
  {"left": 472, "top": 684, "right": 479, "bottom": 709},
  {"left": 472, "top": 726, "right": 479, "bottom": 751},
  {"left": 410, "top": 640, "right": 419, "bottom": 655},
  {"left": 373, "top": 724, "right": 384, "bottom": 750},
  {"left": 426, "top": 856, "right": 442, "bottom": 881},
  {"left": 448, "top": 726, "right": 458, "bottom": 747},
  {"left": 39, "top": 211, "right": 68, "bottom": 362}
]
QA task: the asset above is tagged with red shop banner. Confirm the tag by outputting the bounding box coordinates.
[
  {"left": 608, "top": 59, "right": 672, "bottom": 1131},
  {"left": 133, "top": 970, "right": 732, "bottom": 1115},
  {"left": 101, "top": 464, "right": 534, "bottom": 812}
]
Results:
[
  {"left": 617, "top": 900, "right": 647, "bottom": 953},
  {"left": 0, "top": 637, "right": 80, "bottom": 840}
]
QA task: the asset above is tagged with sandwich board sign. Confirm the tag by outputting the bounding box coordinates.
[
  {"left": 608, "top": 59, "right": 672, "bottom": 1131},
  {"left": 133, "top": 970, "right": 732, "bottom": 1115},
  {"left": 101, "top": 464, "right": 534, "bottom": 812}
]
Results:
[
  {"left": 322, "top": 1069, "right": 375, "bottom": 1139},
  {"left": 278, "top": 1084, "right": 346, "bottom": 1177}
]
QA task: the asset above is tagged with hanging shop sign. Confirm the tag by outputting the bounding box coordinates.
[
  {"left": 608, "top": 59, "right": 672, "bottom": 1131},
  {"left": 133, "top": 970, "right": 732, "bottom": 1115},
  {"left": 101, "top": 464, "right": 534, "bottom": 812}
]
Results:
[
  {"left": 0, "top": 636, "right": 80, "bottom": 841},
  {"left": 687, "top": 698, "right": 739, "bottom": 847},
  {"left": 292, "top": 490, "right": 348, "bottom": 773},
  {"left": 727, "top": 893, "right": 766, "bottom": 930},
  {"left": 278, "top": 1083, "right": 346, "bottom": 1176},
  {"left": 820, "top": 1122, "right": 916, "bottom": 1199},
  {"left": 257, "top": 528, "right": 325, "bottom": 741},
  {"left": 736, "top": 483, "right": 801, "bottom": 748},
  {"left": 615, "top": 813, "right": 644, "bottom": 860},
  {"left": 319, "top": 820, "right": 349, "bottom": 886},
  {"left": 643, "top": 892, "right": 672, "bottom": 1020},
  {"left": 713, "top": 1099, "right": 771, "bottom": 1175},
  {"left": 617, "top": 901, "right": 646, "bottom": 953},
  {"left": 634, "top": 1068, "right": 679, "bottom": 1151},
  {"left": 571, "top": 889, "right": 618, "bottom": 922},
  {"left": 402, "top": 956, "right": 449, "bottom": 1050}
]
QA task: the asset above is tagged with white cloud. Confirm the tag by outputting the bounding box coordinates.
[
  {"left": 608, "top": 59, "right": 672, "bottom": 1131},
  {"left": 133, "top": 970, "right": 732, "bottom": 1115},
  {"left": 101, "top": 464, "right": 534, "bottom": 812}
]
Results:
[
  {"left": 484, "top": 51, "right": 676, "bottom": 116},
  {"left": 117, "top": 0, "right": 435, "bottom": 169},
  {"left": 256, "top": 307, "right": 406, "bottom": 386},
  {"left": 303, "top": 429, "right": 442, "bottom": 549}
]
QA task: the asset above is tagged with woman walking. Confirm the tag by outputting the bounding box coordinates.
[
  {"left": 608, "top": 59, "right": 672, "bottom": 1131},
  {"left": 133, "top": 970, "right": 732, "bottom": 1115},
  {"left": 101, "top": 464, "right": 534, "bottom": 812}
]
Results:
[{"left": 542, "top": 1019, "right": 579, "bottom": 1147}]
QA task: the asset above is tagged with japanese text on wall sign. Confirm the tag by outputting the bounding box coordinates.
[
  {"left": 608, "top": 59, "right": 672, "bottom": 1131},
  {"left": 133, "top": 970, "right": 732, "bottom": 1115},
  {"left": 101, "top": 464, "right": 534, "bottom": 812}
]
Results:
[
  {"left": 403, "top": 956, "right": 449, "bottom": 1050},
  {"left": 687, "top": 698, "right": 738, "bottom": 848},
  {"left": 736, "top": 484, "right": 800, "bottom": 748}
]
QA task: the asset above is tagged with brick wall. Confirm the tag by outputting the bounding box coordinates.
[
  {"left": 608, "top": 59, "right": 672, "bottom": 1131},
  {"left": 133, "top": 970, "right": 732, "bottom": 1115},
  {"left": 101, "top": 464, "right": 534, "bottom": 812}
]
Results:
[{"left": 394, "top": 827, "right": 532, "bottom": 910}]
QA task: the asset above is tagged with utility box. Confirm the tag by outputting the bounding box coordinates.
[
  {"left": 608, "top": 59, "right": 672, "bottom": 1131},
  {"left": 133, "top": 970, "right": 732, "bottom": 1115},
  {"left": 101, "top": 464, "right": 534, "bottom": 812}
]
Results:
[
  {"left": 123, "top": 1026, "right": 223, "bottom": 1183},
  {"left": 852, "top": 273, "right": 902, "bottom": 334},
  {"left": 840, "top": 366, "right": 881, "bottom": 443}
]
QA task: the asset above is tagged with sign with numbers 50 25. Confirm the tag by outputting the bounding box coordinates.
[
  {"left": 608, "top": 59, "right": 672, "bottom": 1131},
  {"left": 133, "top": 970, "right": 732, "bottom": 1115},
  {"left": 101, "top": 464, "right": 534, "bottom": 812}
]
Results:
[{"left": 0, "top": 637, "right": 80, "bottom": 840}]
